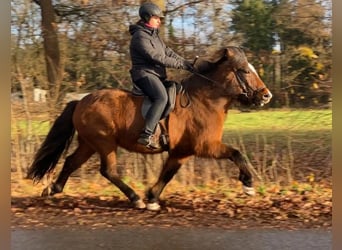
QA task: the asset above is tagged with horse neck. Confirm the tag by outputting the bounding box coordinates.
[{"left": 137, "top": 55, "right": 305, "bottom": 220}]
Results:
[{"left": 182, "top": 73, "right": 235, "bottom": 114}]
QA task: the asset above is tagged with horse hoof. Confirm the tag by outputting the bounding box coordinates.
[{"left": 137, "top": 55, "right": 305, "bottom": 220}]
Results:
[
  {"left": 243, "top": 185, "right": 255, "bottom": 196},
  {"left": 41, "top": 187, "right": 52, "bottom": 197},
  {"left": 146, "top": 202, "right": 161, "bottom": 211},
  {"left": 134, "top": 199, "right": 146, "bottom": 209}
]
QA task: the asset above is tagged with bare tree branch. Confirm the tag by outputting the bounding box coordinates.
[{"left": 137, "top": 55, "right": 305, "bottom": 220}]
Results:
[{"left": 165, "top": 0, "right": 206, "bottom": 14}]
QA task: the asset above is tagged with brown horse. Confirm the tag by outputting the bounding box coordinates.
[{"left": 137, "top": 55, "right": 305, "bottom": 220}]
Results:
[{"left": 28, "top": 46, "right": 272, "bottom": 211}]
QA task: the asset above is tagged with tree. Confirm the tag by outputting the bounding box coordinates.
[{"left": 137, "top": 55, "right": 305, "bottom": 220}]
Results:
[
  {"left": 11, "top": 0, "right": 332, "bottom": 108},
  {"left": 231, "top": 0, "right": 276, "bottom": 53},
  {"left": 230, "top": 0, "right": 332, "bottom": 107},
  {"left": 273, "top": 0, "right": 332, "bottom": 107},
  {"left": 33, "top": 0, "right": 64, "bottom": 108}
]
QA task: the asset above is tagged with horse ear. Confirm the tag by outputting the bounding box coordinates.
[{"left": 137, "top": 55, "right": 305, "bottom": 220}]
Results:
[
  {"left": 226, "top": 46, "right": 249, "bottom": 58},
  {"left": 214, "top": 48, "right": 229, "bottom": 63},
  {"left": 226, "top": 47, "right": 236, "bottom": 59},
  {"left": 226, "top": 46, "right": 250, "bottom": 70},
  {"left": 203, "top": 48, "right": 227, "bottom": 64},
  {"left": 195, "top": 48, "right": 228, "bottom": 73}
]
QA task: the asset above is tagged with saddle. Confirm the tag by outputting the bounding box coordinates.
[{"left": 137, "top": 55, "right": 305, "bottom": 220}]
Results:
[{"left": 132, "top": 80, "right": 182, "bottom": 150}]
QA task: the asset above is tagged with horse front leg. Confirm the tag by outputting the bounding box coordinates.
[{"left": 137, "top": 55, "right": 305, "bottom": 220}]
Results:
[
  {"left": 214, "top": 143, "right": 255, "bottom": 196},
  {"left": 146, "top": 156, "right": 190, "bottom": 211}
]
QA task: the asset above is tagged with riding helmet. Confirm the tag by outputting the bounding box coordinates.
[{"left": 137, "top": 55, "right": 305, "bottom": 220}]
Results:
[{"left": 139, "top": 2, "right": 164, "bottom": 22}]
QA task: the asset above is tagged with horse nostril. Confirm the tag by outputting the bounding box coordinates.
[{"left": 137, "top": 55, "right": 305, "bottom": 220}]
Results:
[{"left": 263, "top": 92, "right": 272, "bottom": 99}]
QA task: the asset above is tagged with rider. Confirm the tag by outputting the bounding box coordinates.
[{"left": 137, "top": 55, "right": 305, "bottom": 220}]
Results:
[{"left": 129, "top": 2, "right": 194, "bottom": 149}]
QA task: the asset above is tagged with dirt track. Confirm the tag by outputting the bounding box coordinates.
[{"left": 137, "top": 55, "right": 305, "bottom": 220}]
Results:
[{"left": 12, "top": 190, "right": 331, "bottom": 230}]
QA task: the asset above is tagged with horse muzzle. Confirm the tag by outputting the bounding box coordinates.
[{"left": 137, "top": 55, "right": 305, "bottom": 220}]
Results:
[
  {"left": 257, "top": 88, "right": 272, "bottom": 107},
  {"left": 237, "top": 88, "right": 272, "bottom": 107}
]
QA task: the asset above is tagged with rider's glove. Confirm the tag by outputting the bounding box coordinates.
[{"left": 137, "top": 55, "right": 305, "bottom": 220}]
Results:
[{"left": 181, "top": 60, "right": 195, "bottom": 73}]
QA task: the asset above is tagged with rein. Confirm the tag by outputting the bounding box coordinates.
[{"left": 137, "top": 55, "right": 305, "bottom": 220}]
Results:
[
  {"left": 179, "top": 71, "right": 221, "bottom": 108},
  {"left": 179, "top": 70, "right": 250, "bottom": 108},
  {"left": 179, "top": 87, "right": 191, "bottom": 108},
  {"left": 193, "top": 71, "right": 220, "bottom": 85}
]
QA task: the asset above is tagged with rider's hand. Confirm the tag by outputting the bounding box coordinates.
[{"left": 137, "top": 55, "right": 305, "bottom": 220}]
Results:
[{"left": 182, "top": 60, "right": 195, "bottom": 73}]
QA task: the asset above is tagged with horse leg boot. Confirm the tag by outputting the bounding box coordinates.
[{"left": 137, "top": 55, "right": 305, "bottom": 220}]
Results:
[
  {"left": 41, "top": 144, "right": 95, "bottom": 196},
  {"left": 146, "top": 156, "right": 188, "bottom": 211},
  {"left": 99, "top": 153, "right": 146, "bottom": 209}
]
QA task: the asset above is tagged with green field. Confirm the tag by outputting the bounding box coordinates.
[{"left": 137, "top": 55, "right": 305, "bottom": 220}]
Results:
[
  {"left": 219, "top": 109, "right": 332, "bottom": 184},
  {"left": 224, "top": 109, "right": 332, "bottom": 132},
  {"left": 12, "top": 109, "right": 332, "bottom": 136},
  {"left": 12, "top": 120, "right": 51, "bottom": 136}
]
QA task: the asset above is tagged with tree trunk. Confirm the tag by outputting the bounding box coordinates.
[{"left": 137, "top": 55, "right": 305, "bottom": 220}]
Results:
[{"left": 39, "top": 0, "right": 63, "bottom": 108}]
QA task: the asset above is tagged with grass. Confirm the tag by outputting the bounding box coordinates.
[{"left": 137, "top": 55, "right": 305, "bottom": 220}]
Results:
[
  {"left": 12, "top": 120, "right": 51, "bottom": 136},
  {"left": 12, "top": 109, "right": 332, "bottom": 137},
  {"left": 224, "top": 109, "right": 332, "bottom": 132},
  {"left": 222, "top": 110, "right": 332, "bottom": 167}
]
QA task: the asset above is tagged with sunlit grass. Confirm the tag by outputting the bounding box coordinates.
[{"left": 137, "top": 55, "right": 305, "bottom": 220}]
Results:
[
  {"left": 12, "top": 109, "right": 332, "bottom": 137},
  {"left": 224, "top": 109, "right": 332, "bottom": 131},
  {"left": 12, "top": 120, "right": 50, "bottom": 136}
]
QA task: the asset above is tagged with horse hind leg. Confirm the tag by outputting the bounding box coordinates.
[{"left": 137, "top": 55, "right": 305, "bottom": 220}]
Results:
[
  {"left": 41, "top": 141, "right": 95, "bottom": 196},
  {"left": 99, "top": 151, "right": 146, "bottom": 209}
]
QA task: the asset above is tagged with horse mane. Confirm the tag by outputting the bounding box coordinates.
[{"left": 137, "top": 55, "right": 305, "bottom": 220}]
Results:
[{"left": 194, "top": 46, "right": 249, "bottom": 74}]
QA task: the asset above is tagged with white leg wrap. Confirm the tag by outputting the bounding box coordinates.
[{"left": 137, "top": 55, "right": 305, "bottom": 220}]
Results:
[
  {"left": 243, "top": 185, "right": 256, "bottom": 196},
  {"left": 134, "top": 199, "right": 146, "bottom": 209},
  {"left": 146, "top": 202, "right": 161, "bottom": 211}
]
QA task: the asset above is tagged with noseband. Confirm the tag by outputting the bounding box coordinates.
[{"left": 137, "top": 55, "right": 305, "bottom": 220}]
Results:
[{"left": 235, "top": 69, "right": 266, "bottom": 98}]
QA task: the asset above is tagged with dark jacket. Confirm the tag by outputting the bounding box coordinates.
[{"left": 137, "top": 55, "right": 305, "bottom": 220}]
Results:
[{"left": 129, "top": 21, "right": 185, "bottom": 82}]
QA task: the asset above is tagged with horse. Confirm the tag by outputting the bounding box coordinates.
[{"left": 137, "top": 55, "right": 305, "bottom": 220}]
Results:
[{"left": 27, "top": 46, "right": 272, "bottom": 211}]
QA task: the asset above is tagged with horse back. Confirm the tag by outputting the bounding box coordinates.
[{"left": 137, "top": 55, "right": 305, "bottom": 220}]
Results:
[{"left": 72, "top": 89, "right": 145, "bottom": 146}]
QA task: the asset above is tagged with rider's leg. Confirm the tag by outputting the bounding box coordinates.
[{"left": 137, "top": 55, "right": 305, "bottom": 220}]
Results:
[{"left": 134, "top": 74, "right": 168, "bottom": 148}]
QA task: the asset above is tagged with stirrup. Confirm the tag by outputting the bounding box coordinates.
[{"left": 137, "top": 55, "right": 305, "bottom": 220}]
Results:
[{"left": 137, "top": 135, "right": 161, "bottom": 149}]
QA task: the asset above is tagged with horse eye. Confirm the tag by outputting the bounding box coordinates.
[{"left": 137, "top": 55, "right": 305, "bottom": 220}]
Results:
[{"left": 238, "top": 69, "right": 249, "bottom": 74}]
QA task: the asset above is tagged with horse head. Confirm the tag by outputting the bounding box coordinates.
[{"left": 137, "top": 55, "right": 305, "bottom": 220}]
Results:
[{"left": 194, "top": 46, "right": 272, "bottom": 107}]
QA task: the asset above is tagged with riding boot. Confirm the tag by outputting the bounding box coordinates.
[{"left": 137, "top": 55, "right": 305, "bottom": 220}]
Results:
[{"left": 137, "top": 131, "right": 161, "bottom": 149}]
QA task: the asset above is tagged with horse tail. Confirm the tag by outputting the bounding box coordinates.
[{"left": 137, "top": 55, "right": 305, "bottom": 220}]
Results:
[{"left": 27, "top": 100, "right": 79, "bottom": 182}]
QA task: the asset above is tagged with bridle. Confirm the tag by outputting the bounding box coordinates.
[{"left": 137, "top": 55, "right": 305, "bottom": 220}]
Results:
[
  {"left": 180, "top": 55, "right": 267, "bottom": 107},
  {"left": 192, "top": 67, "right": 264, "bottom": 99},
  {"left": 234, "top": 69, "right": 266, "bottom": 98}
]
